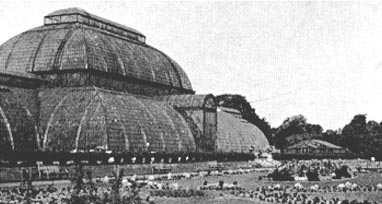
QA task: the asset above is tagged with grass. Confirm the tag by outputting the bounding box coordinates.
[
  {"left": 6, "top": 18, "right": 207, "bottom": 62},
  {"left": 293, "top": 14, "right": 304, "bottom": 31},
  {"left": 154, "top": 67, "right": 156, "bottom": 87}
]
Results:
[
  {"left": 154, "top": 197, "right": 258, "bottom": 204},
  {"left": 152, "top": 171, "right": 382, "bottom": 204},
  {"left": 2, "top": 167, "right": 381, "bottom": 203}
]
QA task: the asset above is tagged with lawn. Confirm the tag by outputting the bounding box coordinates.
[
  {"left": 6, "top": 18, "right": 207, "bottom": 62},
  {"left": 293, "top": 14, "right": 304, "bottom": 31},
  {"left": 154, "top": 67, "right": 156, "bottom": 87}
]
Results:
[
  {"left": 152, "top": 171, "right": 382, "bottom": 204},
  {"left": 2, "top": 164, "right": 382, "bottom": 204}
]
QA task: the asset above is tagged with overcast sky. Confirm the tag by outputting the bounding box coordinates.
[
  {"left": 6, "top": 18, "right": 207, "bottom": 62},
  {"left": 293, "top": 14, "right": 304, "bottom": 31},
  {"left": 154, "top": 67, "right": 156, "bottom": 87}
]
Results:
[{"left": 1, "top": 0, "right": 382, "bottom": 130}]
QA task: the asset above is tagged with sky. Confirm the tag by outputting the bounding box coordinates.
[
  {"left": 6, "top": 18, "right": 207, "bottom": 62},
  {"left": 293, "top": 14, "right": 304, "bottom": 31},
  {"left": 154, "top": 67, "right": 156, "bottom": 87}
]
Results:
[{"left": 1, "top": 0, "right": 382, "bottom": 130}]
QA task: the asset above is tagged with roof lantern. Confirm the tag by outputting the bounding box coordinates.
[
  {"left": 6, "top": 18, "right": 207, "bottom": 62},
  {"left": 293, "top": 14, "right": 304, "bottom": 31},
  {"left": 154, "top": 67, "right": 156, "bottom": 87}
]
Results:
[{"left": 44, "top": 7, "right": 146, "bottom": 43}]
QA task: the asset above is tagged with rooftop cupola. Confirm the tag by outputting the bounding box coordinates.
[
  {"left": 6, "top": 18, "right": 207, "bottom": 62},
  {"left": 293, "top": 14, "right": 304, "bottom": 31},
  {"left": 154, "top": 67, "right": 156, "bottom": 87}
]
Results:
[{"left": 44, "top": 7, "right": 146, "bottom": 43}]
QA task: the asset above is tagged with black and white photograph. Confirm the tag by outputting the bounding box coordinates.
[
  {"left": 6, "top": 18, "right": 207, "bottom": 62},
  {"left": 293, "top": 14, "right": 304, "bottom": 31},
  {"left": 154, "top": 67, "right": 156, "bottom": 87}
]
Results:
[{"left": 1, "top": 1, "right": 382, "bottom": 203}]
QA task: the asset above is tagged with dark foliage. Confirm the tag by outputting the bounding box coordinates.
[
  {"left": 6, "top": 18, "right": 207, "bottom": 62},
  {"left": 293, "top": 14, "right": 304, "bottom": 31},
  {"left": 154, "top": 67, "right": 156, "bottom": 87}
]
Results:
[
  {"left": 267, "top": 167, "right": 294, "bottom": 181},
  {"left": 306, "top": 169, "right": 320, "bottom": 181},
  {"left": 275, "top": 113, "right": 382, "bottom": 159},
  {"left": 273, "top": 115, "right": 323, "bottom": 149},
  {"left": 337, "top": 114, "right": 382, "bottom": 156},
  {"left": 333, "top": 165, "right": 353, "bottom": 179},
  {"left": 322, "top": 129, "right": 342, "bottom": 146}
]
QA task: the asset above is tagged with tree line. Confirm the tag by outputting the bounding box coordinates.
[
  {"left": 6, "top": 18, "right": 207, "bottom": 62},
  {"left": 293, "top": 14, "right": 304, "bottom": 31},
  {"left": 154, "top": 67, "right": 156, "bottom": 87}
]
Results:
[
  {"left": 216, "top": 94, "right": 382, "bottom": 157},
  {"left": 273, "top": 114, "right": 382, "bottom": 157}
]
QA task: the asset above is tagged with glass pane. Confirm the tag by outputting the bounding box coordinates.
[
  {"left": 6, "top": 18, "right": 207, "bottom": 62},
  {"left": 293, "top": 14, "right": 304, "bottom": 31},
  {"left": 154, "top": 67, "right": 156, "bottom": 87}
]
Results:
[
  {"left": 52, "top": 16, "right": 61, "bottom": 23},
  {"left": 68, "top": 15, "right": 77, "bottom": 22},
  {"left": 44, "top": 17, "right": 53, "bottom": 24},
  {"left": 61, "top": 15, "right": 70, "bottom": 22},
  {"left": 78, "top": 15, "right": 89, "bottom": 24}
]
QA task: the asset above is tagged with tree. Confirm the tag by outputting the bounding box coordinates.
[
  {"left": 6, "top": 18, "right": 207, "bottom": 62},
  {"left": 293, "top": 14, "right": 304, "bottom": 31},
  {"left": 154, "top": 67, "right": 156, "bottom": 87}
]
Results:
[
  {"left": 339, "top": 114, "right": 368, "bottom": 153},
  {"left": 273, "top": 115, "right": 307, "bottom": 149},
  {"left": 305, "top": 124, "right": 323, "bottom": 135},
  {"left": 216, "top": 94, "right": 273, "bottom": 143},
  {"left": 335, "top": 115, "right": 382, "bottom": 157},
  {"left": 366, "top": 120, "right": 381, "bottom": 136},
  {"left": 273, "top": 115, "right": 323, "bottom": 149},
  {"left": 322, "top": 129, "right": 341, "bottom": 145},
  {"left": 364, "top": 120, "right": 382, "bottom": 156}
]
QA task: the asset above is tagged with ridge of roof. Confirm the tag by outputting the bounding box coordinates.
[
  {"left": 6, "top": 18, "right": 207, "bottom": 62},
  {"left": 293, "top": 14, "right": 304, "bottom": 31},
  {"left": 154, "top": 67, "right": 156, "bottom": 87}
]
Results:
[
  {"left": 45, "top": 7, "right": 145, "bottom": 37},
  {"left": 287, "top": 139, "right": 344, "bottom": 149},
  {"left": 310, "top": 139, "right": 343, "bottom": 149},
  {"left": 217, "top": 106, "right": 241, "bottom": 115},
  {"left": 158, "top": 94, "right": 214, "bottom": 108}
]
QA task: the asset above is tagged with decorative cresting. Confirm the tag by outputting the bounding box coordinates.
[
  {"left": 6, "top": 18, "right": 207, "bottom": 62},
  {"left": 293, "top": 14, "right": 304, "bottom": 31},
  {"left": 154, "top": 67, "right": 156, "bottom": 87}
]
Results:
[
  {"left": 0, "top": 90, "right": 39, "bottom": 153},
  {"left": 216, "top": 108, "right": 269, "bottom": 153},
  {"left": 0, "top": 8, "right": 193, "bottom": 91},
  {"left": 41, "top": 87, "right": 196, "bottom": 153}
]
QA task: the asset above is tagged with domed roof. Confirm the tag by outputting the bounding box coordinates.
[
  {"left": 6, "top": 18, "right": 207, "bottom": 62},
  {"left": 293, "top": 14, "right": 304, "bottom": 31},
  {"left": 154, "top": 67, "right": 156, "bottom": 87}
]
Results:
[
  {"left": 216, "top": 107, "right": 269, "bottom": 152},
  {"left": 0, "top": 8, "right": 193, "bottom": 91},
  {"left": 40, "top": 87, "right": 196, "bottom": 153}
]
